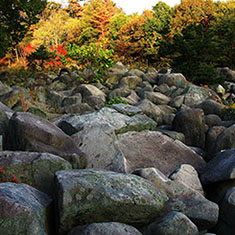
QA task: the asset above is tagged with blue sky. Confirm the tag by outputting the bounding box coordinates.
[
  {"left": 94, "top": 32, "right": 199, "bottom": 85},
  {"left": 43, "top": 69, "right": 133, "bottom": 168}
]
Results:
[{"left": 52, "top": 0, "right": 181, "bottom": 14}]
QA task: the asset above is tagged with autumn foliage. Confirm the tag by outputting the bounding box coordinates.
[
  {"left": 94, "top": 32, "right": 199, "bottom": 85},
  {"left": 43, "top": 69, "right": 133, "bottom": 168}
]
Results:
[{"left": 0, "top": 0, "right": 234, "bottom": 84}]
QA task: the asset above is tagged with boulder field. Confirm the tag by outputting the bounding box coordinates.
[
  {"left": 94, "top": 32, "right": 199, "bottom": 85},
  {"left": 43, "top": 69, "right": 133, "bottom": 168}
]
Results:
[{"left": 0, "top": 64, "right": 235, "bottom": 234}]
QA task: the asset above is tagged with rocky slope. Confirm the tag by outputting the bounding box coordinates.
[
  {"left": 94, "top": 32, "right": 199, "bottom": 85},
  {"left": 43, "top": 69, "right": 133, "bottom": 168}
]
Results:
[{"left": 0, "top": 63, "right": 235, "bottom": 235}]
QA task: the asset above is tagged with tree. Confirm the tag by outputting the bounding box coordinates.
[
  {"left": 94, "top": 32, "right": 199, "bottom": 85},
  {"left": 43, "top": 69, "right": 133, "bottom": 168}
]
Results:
[{"left": 0, "top": 0, "right": 47, "bottom": 58}]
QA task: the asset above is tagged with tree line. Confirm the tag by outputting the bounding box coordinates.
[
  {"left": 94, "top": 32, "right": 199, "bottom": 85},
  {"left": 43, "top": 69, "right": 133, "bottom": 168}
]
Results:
[{"left": 0, "top": 0, "right": 234, "bottom": 84}]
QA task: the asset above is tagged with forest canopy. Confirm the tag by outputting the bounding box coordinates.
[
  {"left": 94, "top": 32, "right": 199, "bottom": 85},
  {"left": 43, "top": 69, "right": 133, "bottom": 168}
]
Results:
[{"left": 0, "top": 0, "right": 234, "bottom": 84}]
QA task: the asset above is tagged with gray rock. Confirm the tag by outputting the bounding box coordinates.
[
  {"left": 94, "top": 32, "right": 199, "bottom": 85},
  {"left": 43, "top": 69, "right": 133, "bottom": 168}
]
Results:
[
  {"left": 156, "top": 129, "right": 185, "bottom": 143},
  {"left": 205, "top": 114, "right": 222, "bottom": 128},
  {"left": 137, "top": 99, "right": 174, "bottom": 124},
  {"left": 0, "top": 151, "right": 72, "bottom": 196},
  {"left": 48, "top": 80, "right": 67, "bottom": 91},
  {"left": 57, "top": 107, "right": 157, "bottom": 136},
  {"left": 108, "top": 87, "right": 133, "bottom": 99},
  {"left": 61, "top": 102, "right": 94, "bottom": 114},
  {"left": 3, "top": 112, "right": 87, "bottom": 169},
  {"left": 183, "top": 85, "right": 221, "bottom": 107},
  {"left": 200, "top": 149, "right": 235, "bottom": 184},
  {"left": 0, "top": 183, "right": 52, "bottom": 235},
  {"left": 198, "top": 100, "right": 225, "bottom": 117},
  {"left": 61, "top": 94, "right": 82, "bottom": 107},
  {"left": 111, "top": 103, "right": 143, "bottom": 116},
  {"left": 124, "top": 69, "right": 144, "bottom": 78},
  {"left": 209, "top": 124, "right": 235, "bottom": 155},
  {"left": 55, "top": 169, "right": 168, "bottom": 234},
  {"left": 157, "top": 73, "right": 187, "bottom": 87},
  {"left": 145, "top": 211, "right": 198, "bottom": 235},
  {"left": 143, "top": 72, "right": 158, "bottom": 84},
  {"left": 173, "top": 108, "right": 206, "bottom": 148},
  {"left": 217, "top": 67, "right": 235, "bottom": 82},
  {"left": 133, "top": 167, "right": 218, "bottom": 230},
  {"left": 85, "top": 95, "right": 105, "bottom": 110},
  {"left": 169, "top": 164, "right": 204, "bottom": 195},
  {"left": 72, "top": 84, "right": 106, "bottom": 102},
  {"left": 47, "top": 90, "right": 66, "bottom": 110},
  {"left": 119, "top": 75, "right": 142, "bottom": 89},
  {"left": 68, "top": 222, "right": 142, "bottom": 235},
  {"left": 205, "top": 126, "right": 227, "bottom": 156},
  {"left": 144, "top": 91, "right": 171, "bottom": 105},
  {"left": 117, "top": 131, "right": 206, "bottom": 176}
]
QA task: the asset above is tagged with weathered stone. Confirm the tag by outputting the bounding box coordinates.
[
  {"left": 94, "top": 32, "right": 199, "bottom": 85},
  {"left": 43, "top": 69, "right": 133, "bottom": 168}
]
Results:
[
  {"left": 108, "top": 88, "right": 132, "bottom": 99},
  {"left": 133, "top": 167, "right": 218, "bottom": 230},
  {"left": 61, "top": 102, "right": 94, "bottom": 114},
  {"left": 200, "top": 149, "right": 235, "bottom": 185},
  {"left": 198, "top": 100, "right": 225, "bottom": 117},
  {"left": 157, "top": 73, "right": 187, "bottom": 87},
  {"left": 173, "top": 108, "right": 206, "bottom": 148},
  {"left": 72, "top": 84, "right": 106, "bottom": 102},
  {"left": 0, "top": 183, "right": 52, "bottom": 235},
  {"left": 117, "top": 131, "right": 206, "bottom": 176},
  {"left": 124, "top": 69, "right": 144, "bottom": 78},
  {"left": 68, "top": 222, "right": 142, "bottom": 235},
  {"left": 137, "top": 99, "right": 174, "bottom": 124},
  {"left": 154, "top": 83, "right": 170, "bottom": 94},
  {"left": 205, "top": 114, "right": 222, "bottom": 128},
  {"left": 111, "top": 103, "right": 142, "bottom": 116},
  {"left": 169, "top": 164, "right": 204, "bottom": 195},
  {"left": 61, "top": 94, "right": 82, "bottom": 107},
  {"left": 55, "top": 169, "right": 168, "bottom": 234},
  {"left": 3, "top": 112, "right": 87, "bottom": 169},
  {"left": 47, "top": 90, "right": 66, "bottom": 110},
  {"left": 48, "top": 80, "right": 67, "bottom": 91},
  {"left": 119, "top": 75, "right": 142, "bottom": 89},
  {"left": 85, "top": 95, "right": 105, "bottom": 110},
  {"left": 145, "top": 212, "right": 198, "bottom": 235},
  {"left": 156, "top": 129, "right": 185, "bottom": 143},
  {"left": 217, "top": 67, "right": 235, "bottom": 82},
  {"left": 143, "top": 72, "right": 158, "bottom": 84},
  {"left": 209, "top": 124, "right": 235, "bottom": 155},
  {"left": 57, "top": 107, "right": 157, "bottom": 136},
  {"left": 0, "top": 151, "right": 72, "bottom": 196},
  {"left": 27, "top": 106, "right": 48, "bottom": 119},
  {"left": 121, "top": 90, "right": 140, "bottom": 105},
  {"left": 144, "top": 91, "right": 171, "bottom": 105},
  {"left": 205, "top": 126, "right": 227, "bottom": 155}
]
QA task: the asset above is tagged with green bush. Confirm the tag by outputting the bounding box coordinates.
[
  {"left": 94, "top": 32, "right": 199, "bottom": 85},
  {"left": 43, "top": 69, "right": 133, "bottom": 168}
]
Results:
[
  {"left": 67, "top": 42, "right": 117, "bottom": 83},
  {"left": 105, "top": 97, "right": 129, "bottom": 107}
]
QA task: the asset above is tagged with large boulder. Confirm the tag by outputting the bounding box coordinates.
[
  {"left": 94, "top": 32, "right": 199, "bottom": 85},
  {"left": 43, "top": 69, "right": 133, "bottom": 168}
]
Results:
[
  {"left": 157, "top": 73, "right": 187, "bottom": 87},
  {"left": 0, "top": 183, "right": 52, "bottom": 235},
  {"left": 3, "top": 112, "right": 87, "bottom": 169},
  {"left": 133, "top": 167, "right": 219, "bottom": 231},
  {"left": 117, "top": 131, "right": 206, "bottom": 176},
  {"left": 119, "top": 75, "right": 142, "bottom": 89},
  {"left": 198, "top": 100, "right": 225, "bottom": 117},
  {"left": 54, "top": 169, "right": 169, "bottom": 234},
  {"left": 145, "top": 211, "right": 198, "bottom": 235},
  {"left": 208, "top": 124, "right": 235, "bottom": 155},
  {"left": 68, "top": 222, "right": 142, "bottom": 235},
  {"left": 144, "top": 91, "right": 171, "bottom": 105},
  {"left": 0, "top": 151, "right": 72, "bottom": 196},
  {"left": 72, "top": 84, "right": 106, "bottom": 102},
  {"left": 173, "top": 108, "right": 206, "bottom": 148}
]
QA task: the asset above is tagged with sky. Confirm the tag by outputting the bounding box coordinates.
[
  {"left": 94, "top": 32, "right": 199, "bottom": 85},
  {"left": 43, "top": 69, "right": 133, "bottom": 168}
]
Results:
[{"left": 52, "top": 0, "right": 181, "bottom": 15}]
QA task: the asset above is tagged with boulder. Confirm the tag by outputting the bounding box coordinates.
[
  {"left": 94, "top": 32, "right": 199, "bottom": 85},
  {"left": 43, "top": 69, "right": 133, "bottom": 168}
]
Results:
[
  {"left": 145, "top": 211, "right": 198, "bottom": 235},
  {"left": 205, "top": 114, "right": 222, "bottom": 128},
  {"left": 108, "top": 88, "right": 132, "bottom": 99},
  {"left": 137, "top": 99, "right": 174, "bottom": 124},
  {"left": 216, "top": 187, "right": 235, "bottom": 235},
  {"left": 0, "top": 183, "right": 52, "bottom": 235},
  {"left": 173, "top": 108, "right": 206, "bottom": 148},
  {"left": 61, "top": 102, "right": 94, "bottom": 114},
  {"left": 68, "top": 222, "right": 142, "bottom": 235},
  {"left": 72, "top": 84, "right": 106, "bottom": 103},
  {"left": 85, "top": 95, "right": 105, "bottom": 110},
  {"left": 198, "top": 100, "right": 225, "bottom": 117},
  {"left": 119, "top": 75, "right": 142, "bottom": 89},
  {"left": 117, "top": 131, "right": 206, "bottom": 176},
  {"left": 54, "top": 169, "right": 168, "bottom": 234},
  {"left": 144, "top": 91, "right": 171, "bottom": 105},
  {"left": 3, "top": 112, "right": 87, "bottom": 169},
  {"left": 61, "top": 94, "right": 82, "bottom": 107},
  {"left": 143, "top": 72, "right": 158, "bottom": 85},
  {"left": 157, "top": 73, "right": 187, "bottom": 87},
  {"left": 209, "top": 124, "right": 235, "bottom": 155},
  {"left": 0, "top": 151, "right": 72, "bottom": 196},
  {"left": 124, "top": 68, "right": 144, "bottom": 78},
  {"left": 200, "top": 149, "right": 235, "bottom": 185},
  {"left": 133, "top": 167, "right": 219, "bottom": 230},
  {"left": 111, "top": 103, "right": 142, "bottom": 116},
  {"left": 169, "top": 164, "right": 204, "bottom": 195}
]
